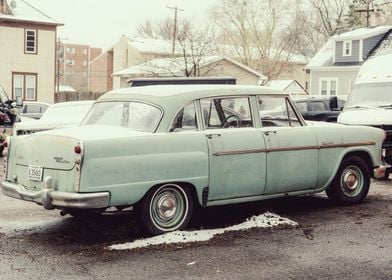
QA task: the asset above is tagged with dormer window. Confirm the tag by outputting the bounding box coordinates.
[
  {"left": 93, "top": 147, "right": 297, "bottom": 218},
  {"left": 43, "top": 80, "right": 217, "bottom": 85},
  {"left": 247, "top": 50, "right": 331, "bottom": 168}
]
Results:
[
  {"left": 25, "top": 29, "right": 37, "bottom": 54},
  {"left": 343, "top": 40, "right": 352, "bottom": 57}
]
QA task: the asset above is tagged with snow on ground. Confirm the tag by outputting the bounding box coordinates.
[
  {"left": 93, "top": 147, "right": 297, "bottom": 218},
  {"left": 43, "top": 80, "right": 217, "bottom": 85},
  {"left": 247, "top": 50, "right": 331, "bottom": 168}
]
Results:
[{"left": 108, "top": 212, "right": 297, "bottom": 250}]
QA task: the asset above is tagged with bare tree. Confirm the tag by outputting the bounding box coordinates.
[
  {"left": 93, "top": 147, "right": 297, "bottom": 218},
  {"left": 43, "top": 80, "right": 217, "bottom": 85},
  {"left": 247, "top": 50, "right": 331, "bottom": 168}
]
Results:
[
  {"left": 307, "top": 0, "right": 349, "bottom": 38},
  {"left": 136, "top": 17, "right": 192, "bottom": 40},
  {"left": 210, "top": 0, "right": 306, "bottom": 80}
]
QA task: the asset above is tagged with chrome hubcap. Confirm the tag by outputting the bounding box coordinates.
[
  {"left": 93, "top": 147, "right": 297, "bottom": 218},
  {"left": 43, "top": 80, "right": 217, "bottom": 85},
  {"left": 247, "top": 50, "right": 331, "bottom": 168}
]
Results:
[
  {"left": 157, "top": 194, "right": 177, "bottom": 219},
  {"left": 341, "top": 166, "right": 363, "bottom": 197}
]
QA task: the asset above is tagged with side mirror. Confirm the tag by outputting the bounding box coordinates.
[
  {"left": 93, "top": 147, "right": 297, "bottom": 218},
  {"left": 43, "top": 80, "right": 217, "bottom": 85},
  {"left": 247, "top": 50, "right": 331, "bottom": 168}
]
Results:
[
  {"left": 329, "top": 96, "right": 338, "bottom": 110},
  {"left": 15, "top": 96, "right": 23, "bottom": 108}
]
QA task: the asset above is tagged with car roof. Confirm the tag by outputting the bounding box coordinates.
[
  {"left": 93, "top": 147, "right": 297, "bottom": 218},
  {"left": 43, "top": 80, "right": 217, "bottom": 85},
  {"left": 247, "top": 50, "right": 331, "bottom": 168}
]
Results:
[
  {"left": 50, "top": 100, "right": 95, "bottom": 108},
  {"left": 98, "top": 85, "right": 286, "bottom": 108}
]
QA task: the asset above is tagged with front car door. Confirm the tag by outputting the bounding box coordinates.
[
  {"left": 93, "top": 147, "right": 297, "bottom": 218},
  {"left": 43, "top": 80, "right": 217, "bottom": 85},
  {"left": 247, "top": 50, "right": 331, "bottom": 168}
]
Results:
[
  {"left": 257, "top": 95, "right": 319, "bottom": 195},
  {"left": 201, "top": 96, "right": 267, "bottom": 202}
]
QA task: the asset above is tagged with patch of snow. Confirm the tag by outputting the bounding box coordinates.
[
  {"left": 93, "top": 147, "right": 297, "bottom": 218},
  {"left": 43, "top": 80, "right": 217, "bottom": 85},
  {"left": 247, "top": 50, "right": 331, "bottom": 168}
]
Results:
[
  {"left": 332, "top": 26, "right": 392, "bottom": 41},
  {"left": 0, "top": 0, "right": 60, "bottom": 25},
  {"left": 371, "top": 32, "right": 392, "bottom": 58},
  {"left": 107, "top": 212, "right": 297, "bottom": 250},
  {"left": 306, "top": 39, "right": 334, "bottom": 69}
]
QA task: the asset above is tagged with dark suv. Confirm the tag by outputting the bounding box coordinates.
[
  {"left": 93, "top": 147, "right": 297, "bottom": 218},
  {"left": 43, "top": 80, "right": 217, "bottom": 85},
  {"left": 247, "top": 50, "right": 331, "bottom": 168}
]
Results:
[{"left": 294, "top": 96, "right": 345, "bottom": 122}]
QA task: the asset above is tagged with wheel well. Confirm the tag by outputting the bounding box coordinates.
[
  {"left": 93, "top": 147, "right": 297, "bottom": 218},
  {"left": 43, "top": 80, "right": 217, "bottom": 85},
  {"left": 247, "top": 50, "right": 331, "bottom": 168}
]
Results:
[
  {"left": 141, "top": 182, "right": 201, "bottom": 207},
  {"left": 343, "top": 151, "right": 373, "bottom": 174}
]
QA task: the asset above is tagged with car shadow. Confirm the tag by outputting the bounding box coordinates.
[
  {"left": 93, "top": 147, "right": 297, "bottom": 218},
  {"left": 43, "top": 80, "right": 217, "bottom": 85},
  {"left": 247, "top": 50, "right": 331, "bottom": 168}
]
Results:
[{"left": 18, "top": 193, "right": 339, "bottom": 249}]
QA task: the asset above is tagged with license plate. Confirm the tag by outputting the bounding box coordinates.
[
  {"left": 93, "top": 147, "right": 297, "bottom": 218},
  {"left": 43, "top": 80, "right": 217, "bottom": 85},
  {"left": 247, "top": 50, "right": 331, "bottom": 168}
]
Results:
[{"left": 28, "top": 165, "right": 43, "bottom": 182}]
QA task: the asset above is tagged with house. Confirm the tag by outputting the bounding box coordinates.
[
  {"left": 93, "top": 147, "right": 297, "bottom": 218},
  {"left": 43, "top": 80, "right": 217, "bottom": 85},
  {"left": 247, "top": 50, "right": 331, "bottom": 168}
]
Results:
[
  {"left": 90, "top": 36, "right": 306, "bottom": 94},
  {"left": 57, "top": 43, "right": 102, "bottom": 93},
  {"left": 0, "top": 0, "right": 62, "bottom": 103},
  {"left": 111, "top": 55, "right": 267, "bottom": 87},
  {"left": 306, "top": 26, "right": 392, "bottom": 98},
  {"left": 260, "top": 80, "right": 308, "bottom": 95}
]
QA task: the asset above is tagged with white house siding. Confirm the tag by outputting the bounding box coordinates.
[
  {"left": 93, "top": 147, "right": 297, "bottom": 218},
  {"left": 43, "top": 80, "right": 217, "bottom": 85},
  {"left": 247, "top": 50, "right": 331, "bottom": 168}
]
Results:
[
  {"left": 310, "top": 69, "right": 359, "bottom": 97},
  {"left": 0, "top": 24, "right": 56, "bottom": 103}
]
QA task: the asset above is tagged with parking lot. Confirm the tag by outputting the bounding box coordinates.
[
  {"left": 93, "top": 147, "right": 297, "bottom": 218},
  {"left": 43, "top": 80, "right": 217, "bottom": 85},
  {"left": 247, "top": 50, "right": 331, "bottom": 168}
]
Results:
[{"left": 1, "top": 156, "right": 392, "bottom": 279}]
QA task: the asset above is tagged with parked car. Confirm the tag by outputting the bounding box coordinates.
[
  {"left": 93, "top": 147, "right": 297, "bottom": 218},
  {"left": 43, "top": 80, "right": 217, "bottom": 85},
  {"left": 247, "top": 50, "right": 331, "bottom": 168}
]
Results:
[
  {"left": 19, "top": 101, "right": 50, "bottom": 119},
  {"left": 13, "top": 100, "right": 94, "bottom": 135},
  {"left": 294, "top": 96, "right": 345, "bottom": 122},
  {"left": 1, "top": 85, "right": 387, "bottom": 235},
  {"left": 338, "top": 54, "right": 392, "bottom": 179}
]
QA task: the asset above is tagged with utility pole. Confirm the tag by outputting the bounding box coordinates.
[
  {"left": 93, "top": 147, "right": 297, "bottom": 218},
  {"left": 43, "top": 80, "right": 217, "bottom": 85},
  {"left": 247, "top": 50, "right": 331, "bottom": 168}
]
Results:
[{"left": 167, "top": 6, "right": 183, "bottom": 54}]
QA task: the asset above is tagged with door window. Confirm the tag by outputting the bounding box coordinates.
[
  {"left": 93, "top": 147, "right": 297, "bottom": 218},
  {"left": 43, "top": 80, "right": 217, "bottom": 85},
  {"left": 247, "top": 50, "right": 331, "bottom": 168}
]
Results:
[
  {"left": 201, "top": 97, "right": 253, "bottom": 129},
  {"left": 258, "top": 96, "right": 301, "bottom": 127}
]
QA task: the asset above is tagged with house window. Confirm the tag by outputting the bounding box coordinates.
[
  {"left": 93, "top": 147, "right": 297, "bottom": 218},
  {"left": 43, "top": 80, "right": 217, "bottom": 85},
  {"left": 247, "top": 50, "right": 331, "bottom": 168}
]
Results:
[
  {"left": 82, "top": 60, "right": 87, "bottom": 66},
  {"left": 25, "top": 29, "right": 37, "bottom": 54},
  {"left": 13, "top": 73, "right": 37, "bottom": 100},
  {"left": 66, "top": 59, "right": 75, "bottom": 66},
  {"left": 83, "top": 48, "right": 88, "bottom": 55},
  {"left": 67, "top": 47, "right": 76, "bottom": 54},
  {"left": 320, "top": 79, "right": 338, "bottom": 96},
  {"left": 343, "top": 40, "right": 352, "bottom": 57}
]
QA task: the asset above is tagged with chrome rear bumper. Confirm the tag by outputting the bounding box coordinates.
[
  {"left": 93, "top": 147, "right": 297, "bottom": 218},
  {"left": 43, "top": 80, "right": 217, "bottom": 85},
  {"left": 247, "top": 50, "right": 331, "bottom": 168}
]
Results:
[{"left": 1, "top": 177, "right": 110, "bottom": 210}]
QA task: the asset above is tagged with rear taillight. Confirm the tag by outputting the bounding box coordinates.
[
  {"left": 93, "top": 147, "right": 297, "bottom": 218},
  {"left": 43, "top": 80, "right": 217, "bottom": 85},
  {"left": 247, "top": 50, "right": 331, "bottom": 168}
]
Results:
[{"left": 74, "top": 144, "right": 82, "bottom": 154}]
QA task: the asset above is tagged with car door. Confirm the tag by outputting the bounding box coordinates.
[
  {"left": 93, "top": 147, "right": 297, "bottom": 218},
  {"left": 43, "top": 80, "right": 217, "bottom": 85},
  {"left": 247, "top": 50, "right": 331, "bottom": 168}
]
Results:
[
  {"left": 201, "top": 96, "right": 267, "bottom": 201},
  {"left": 258, "top": 95, "right": 319, "bottom": 195}
]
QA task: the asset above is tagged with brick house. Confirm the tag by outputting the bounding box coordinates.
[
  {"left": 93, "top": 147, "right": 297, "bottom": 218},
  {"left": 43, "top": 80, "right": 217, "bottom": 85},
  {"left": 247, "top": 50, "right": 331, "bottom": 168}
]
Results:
[
  {"left": 0, "top": 0, "right": 62, "bottom": 103},
  {"left": 57, "top": 43, "right": 102, "bottom": 93}
]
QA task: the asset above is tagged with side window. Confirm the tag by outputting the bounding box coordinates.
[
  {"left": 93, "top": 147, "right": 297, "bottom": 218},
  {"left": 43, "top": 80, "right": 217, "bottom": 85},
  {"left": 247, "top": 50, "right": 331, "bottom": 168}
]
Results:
[
  {"left": 310, "top": 101, "right": 327, "bottom": 111},
  {"left": 295, "top": 102, "right": 308, "bottom": 112},
  {"left": 170, "top": 102, "right": 198, "bottom": 132},
  {"left": 258, "top": 96, "right": 301, "bottom": 127},
  {"left": 201, "top": 97, "right": 253, "bottom": 129}
]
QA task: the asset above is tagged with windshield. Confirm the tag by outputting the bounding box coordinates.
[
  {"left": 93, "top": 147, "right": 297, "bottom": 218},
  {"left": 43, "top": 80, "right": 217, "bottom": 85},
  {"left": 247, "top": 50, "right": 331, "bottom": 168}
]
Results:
[
  {"left": 81, "top": 101, "right": 162, "bottom": 132},
  {"left": 40, "top": 103, "right": 93, "bottom": 123},
  {"left": 345, "top": 82, "right": 392, "bottom": 108}
]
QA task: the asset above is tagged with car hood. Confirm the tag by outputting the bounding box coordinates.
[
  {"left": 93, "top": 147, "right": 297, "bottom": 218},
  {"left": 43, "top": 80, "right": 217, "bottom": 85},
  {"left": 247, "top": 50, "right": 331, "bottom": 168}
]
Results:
[
  {"left": 35, "top": 125, "right": 151, "bottom": 141},
  {"left": 338, "top": 108, "right": 392, "bottom": 125}
]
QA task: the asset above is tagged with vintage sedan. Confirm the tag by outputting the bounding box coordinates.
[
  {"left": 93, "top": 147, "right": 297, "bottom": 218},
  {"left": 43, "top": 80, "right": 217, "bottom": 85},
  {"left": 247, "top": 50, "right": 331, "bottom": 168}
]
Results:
[{"left": 1, "top": 85, "right": 388, "bottom": 235}]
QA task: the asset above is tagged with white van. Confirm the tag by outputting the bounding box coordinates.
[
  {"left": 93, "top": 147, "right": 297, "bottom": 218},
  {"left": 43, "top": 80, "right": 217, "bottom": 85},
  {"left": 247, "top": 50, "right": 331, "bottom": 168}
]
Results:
[{"left": 338, "top": 54, "right": 392, "bottom": 179}]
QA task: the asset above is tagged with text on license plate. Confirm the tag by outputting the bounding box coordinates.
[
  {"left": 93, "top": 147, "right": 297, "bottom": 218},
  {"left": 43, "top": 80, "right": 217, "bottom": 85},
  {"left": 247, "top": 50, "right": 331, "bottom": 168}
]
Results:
[{"left": 28, "top": 165, "right": 43, "bottom": 182}]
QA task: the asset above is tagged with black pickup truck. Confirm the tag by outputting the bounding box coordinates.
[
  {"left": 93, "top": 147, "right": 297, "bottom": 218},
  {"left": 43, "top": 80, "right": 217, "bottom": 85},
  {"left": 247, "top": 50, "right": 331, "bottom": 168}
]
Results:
[{"left": 294, "top": 96, "right": 345, "bottom": 122}]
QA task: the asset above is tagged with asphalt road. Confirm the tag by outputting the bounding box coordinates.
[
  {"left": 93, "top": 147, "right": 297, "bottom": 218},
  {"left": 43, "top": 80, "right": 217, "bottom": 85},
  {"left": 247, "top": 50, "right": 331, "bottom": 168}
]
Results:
[{"left": 1, "top": 164, "right": 392, "bottom": 279}]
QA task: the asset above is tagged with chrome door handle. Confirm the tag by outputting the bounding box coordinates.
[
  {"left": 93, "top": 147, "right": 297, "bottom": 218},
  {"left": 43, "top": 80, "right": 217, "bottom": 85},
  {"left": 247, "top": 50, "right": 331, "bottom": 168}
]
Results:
[
  {"left": 206, "top": 133, "right": 221, "bottom": 139},
  {"left": 263, "top": 131, "right": 277, "bottom": 136}
]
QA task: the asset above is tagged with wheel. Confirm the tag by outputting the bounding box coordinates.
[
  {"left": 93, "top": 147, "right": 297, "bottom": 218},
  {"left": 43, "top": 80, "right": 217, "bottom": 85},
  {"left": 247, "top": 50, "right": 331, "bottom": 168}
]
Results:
[
  {"left": 138, "top": 183, "right": 193, "bottom": 235},
  {"left": 326, "top": 156, "right": 370, "bottom": 204}
]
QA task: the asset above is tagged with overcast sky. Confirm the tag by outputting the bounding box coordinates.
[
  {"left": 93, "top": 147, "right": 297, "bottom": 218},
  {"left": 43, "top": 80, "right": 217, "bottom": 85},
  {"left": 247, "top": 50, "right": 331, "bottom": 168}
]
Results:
[{"left": 27, "top": 0, "right": 219, "bottom": 49}]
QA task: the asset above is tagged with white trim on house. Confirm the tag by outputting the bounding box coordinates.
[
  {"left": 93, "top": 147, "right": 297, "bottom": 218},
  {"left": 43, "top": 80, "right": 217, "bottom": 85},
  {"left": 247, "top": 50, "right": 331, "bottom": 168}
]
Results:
[
  {"left": 343, "top": 40, "right": 352, "bottom": 57},
  {"left": 359, "top": 39, "right": 364, "bottom": 62},
  {"left": 309, "top": 66, "right": 361, "bottom": 71},
  {"left": 319, "top": 78, "right": 338, "bottom": 96}
]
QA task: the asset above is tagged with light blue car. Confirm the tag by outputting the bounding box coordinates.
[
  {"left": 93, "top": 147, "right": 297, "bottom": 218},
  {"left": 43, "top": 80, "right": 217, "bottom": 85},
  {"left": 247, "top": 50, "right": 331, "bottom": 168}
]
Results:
[{"left": 1, "top": 85, "right": 388, "bottom": 235}]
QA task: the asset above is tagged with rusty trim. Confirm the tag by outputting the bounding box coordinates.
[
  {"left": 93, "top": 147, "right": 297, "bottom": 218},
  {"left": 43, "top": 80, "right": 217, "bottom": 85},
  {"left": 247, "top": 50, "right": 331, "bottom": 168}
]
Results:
[{"left": 212, "top": 141, "right": 376, "bottom": 156}]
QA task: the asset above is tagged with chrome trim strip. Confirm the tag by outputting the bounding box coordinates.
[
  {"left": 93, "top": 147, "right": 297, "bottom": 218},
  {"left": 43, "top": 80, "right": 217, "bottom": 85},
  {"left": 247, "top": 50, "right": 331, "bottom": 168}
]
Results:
[{"left": 212, "top": 141, "right": 376, "bottom": 156}]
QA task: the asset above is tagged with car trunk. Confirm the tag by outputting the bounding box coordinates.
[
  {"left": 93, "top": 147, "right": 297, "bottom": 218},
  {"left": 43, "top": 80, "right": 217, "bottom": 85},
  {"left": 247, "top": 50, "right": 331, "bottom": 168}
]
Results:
[{"left": 7, "top": 134, "right": 79, "bottom": 193}]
